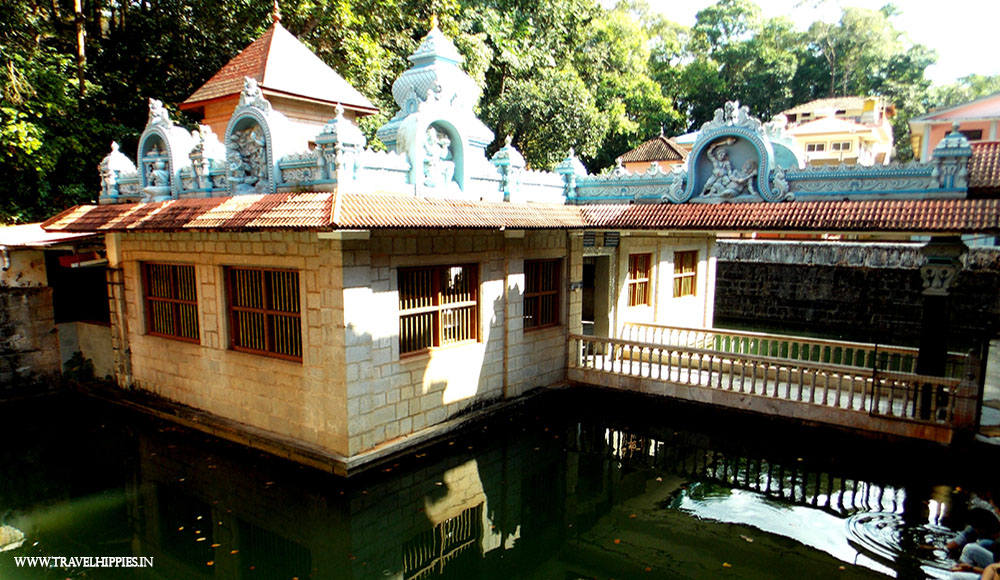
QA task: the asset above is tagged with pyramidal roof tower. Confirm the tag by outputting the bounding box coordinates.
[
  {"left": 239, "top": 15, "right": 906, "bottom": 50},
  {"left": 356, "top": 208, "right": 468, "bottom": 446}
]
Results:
[{"left": 180, "top": 4, "right": 377, "bottom": 140}]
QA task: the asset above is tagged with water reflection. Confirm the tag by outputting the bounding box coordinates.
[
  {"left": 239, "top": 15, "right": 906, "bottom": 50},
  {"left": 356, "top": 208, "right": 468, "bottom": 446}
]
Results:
[{"left": 0, "top": 390, "right": 990, "bottom": 579}]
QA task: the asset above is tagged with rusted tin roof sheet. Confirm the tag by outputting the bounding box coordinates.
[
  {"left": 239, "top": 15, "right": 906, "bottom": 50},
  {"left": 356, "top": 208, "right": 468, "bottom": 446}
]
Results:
[{"left": 42, "top": 194, "right": 1000, "bottom": 235}]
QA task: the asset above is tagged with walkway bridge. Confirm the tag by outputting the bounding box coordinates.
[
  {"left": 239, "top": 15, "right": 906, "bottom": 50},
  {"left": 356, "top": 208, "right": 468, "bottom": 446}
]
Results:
[{"left": 568, "top": 324, "right": 979, "bottom": 444}]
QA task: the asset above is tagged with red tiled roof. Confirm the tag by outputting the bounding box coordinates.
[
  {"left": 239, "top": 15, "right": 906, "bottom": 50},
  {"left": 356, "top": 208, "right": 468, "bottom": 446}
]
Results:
[
  {"left": 579, "top": 199, "right": 1000, "bottom": 233},
  {"left": 969, "top": 141, "right": 1000, "bottom": 193},
  {"left": 617, "top": 136, "right": 688, "bottom": 164},
  {"left": 182, "top": 23, "right": 375, "bottom": 112},
  {"left": 42, "top": 194, "right": 1000, "bottom": 235}
]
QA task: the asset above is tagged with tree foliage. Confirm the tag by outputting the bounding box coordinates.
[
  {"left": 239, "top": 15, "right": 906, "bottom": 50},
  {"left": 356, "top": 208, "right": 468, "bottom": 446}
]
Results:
[
  {"left": 0, "top": 0, "right": 951, "bottom": 223},
  {"left": 931, "top": 74, "right": 1000, "bottom": 109}
]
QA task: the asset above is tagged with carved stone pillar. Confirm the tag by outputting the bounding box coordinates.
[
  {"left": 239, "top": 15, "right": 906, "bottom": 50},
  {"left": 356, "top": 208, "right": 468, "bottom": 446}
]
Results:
[{"left": 916, "top": 236, "right": 967, "bottom": 419}]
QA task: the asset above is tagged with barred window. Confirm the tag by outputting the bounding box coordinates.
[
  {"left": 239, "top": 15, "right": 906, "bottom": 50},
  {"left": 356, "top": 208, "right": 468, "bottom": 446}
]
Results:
[
  {"left": 226, "top": 267, "right": 302, "bottom": 361},
  {"left": 399, "top": 264, "right": 478, "bottom": 355},
  {"left": 673, "top": 251, "right": 698, "bottom": 298},
  {"left": 143, "top": 263, "right": 199, "bottom": 342},
  {"left": 524, "top": 259, "right": 560, "bottom": 329},
  {"left": 627, "top": 253, "right": 651, "bottom": 307}
]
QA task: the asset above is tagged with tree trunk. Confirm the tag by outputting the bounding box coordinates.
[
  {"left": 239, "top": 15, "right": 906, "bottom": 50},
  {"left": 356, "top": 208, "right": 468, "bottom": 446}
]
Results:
[{"left": 74, "top": 0, "right": 86, "bottom": 99}]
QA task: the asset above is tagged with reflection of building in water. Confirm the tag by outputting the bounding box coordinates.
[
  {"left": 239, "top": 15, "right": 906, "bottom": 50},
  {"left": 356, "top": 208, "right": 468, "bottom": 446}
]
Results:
[
  {"left": 403, "top": 504, "right": 482, "bottom": 579},
  {"left": 125, "top": 419, "right": 565, "bottom": 579},
  {"left": 82, "top": 388, "right": 960, "bottom": 580}
]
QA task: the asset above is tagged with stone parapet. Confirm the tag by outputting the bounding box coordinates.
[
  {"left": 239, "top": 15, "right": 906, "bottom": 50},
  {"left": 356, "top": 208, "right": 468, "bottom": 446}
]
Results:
[{"left": 718, "top": 240, "right": 1000, "bottom": 271}]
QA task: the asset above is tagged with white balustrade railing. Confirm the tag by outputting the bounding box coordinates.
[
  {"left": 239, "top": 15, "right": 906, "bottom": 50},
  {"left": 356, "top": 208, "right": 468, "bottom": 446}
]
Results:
[
  {"left": 570, "top": 334, "right": 973, "bottom": 427},
  {"left": 621, "top": 323, "right": 967, "bottom": 378}
]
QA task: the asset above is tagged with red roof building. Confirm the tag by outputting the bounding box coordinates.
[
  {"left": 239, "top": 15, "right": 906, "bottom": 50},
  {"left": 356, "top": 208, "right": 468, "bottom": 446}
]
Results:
[{"left": 180, "top": 14, "right": 377, "bottom": 140}]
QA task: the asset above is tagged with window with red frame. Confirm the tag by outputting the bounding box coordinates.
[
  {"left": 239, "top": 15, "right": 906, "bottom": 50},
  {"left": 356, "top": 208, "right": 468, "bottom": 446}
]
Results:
[
  {"left": 524, "top": 259, "right": 560, "bottom": 329},
  {"left": 398, "top": 264, "right": 478, "bottom": 355},
  {"left": 226, "top": 267, "right": 301, "bottom": 361},
  {"left": 143, "top": 263, "right": 199, "bottom": 342}
]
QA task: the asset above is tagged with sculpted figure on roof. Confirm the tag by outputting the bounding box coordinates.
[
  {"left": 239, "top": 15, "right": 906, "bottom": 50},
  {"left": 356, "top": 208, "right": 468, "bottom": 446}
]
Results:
[
  {"left": 702, "top": 138, "right": 735, "bottom": 197},
  {"left": 227, "top": 125, "right": 268, "bottom": 193},
  {"left": 238, "top": 77, "right": 272, "bottom": 113},
  {"left": 423, "top": 126, "right": 455, "bottom": 188},
  {"left": 701, "top": 137, "right": 759, "bottom": 199},
  {"left": 147, "top": 98, "right": 172, "bottom": 127}
]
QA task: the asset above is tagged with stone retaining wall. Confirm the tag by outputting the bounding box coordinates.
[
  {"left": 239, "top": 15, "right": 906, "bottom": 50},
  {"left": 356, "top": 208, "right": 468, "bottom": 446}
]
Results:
[
  {"left": 0, "top": 287, "right": 61, "bottom": 395},
  {"left": 715, "top": 241, "right": 1000, "bottom": 349}
]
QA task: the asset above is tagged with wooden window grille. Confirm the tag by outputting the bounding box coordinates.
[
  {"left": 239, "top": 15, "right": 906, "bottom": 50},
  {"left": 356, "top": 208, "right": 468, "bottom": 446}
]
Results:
[
  {"left": 524, "top": 259, "right": 560, "bottom": 329},
  {"left": 673, "top": 250, "right": 698, "bottom": 298},
  {"left": 226, "top": 267, "right": 302, "bottom": 361},
  {"left": 399, "top": 264, "right": 478, "bottom": 355},
  {"left": 627, "top": 253, "right": 651, "bottom": 307},
  {"left": 143, "top": 263, "right": 199, "bottom": 342}
]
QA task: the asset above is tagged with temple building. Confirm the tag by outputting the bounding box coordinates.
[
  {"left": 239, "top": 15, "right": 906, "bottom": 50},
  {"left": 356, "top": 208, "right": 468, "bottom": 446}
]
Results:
[{"left": 40, "top": 17, "right": 1000, "bottom": 473}]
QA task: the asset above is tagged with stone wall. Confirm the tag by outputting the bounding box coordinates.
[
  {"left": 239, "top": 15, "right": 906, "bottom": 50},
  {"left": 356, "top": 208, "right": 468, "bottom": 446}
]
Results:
[
  {"left": 715, "top": 241, "right": 1000, "bottom": 349},
  {"left": 342, "top": 229, "right": 571, "bottom": 455},
  {"left": 0, "top": 287, "right": 61, "bottom": 395},
  {"left": 116, "top": 231, "right": 349, "bottom": 456}
]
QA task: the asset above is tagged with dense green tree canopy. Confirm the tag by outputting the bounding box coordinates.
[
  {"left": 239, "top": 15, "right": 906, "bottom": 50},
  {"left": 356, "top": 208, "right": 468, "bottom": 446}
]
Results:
[{"left": 0, "top": 0, "right": 975, "bottom": 224}]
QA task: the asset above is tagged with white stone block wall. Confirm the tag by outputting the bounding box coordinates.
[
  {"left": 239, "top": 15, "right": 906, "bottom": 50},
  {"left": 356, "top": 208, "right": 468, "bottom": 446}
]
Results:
[
  {"left": 111, "top": 228, "right": 575, "bottom": 460},
  {"left": 342, "top": 229, "right": 571, "bottom": 455},
  {"left": 116, "top": 231, "right": 350, "bottom": 456},
  {"left": 615, "top": 234, "right": 717, "bottom": 334}
]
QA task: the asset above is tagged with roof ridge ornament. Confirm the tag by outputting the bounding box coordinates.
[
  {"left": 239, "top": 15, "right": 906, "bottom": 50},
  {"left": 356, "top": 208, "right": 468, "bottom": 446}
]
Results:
[
  {"left": 700, "top": 100, "right": 764, "bottom": 136},
  {"left": 272, "top": 0, "right": 281, "bottom": 24}
]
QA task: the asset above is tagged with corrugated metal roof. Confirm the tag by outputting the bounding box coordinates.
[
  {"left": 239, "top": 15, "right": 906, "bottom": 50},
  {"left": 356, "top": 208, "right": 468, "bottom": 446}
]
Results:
[
  {"left": 335, "top": 194, "right": 587, "bottom": 229},
  {"left": 182, "top": 23, "right": 375, "bottom": 112},
  {"left": 0, "top": 223, "right": 100, "bottom": 247},
  {"left": 970, "top": 141, "right": 1000, "bottom": 193},
  {"left": 41, "top": 194, "right": 1000, "bottom": 235},
  {"left": 617, "top": 136, "right": 688, "bottom": 163},
  {"left": 579, "top": 199, "right": 1000, "bottom": 233}
]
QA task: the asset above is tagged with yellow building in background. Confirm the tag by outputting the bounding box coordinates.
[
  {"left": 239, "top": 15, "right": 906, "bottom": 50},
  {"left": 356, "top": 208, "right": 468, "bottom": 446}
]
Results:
[{"left": 781, "top": 96, "right": 895, "bottom": 166}]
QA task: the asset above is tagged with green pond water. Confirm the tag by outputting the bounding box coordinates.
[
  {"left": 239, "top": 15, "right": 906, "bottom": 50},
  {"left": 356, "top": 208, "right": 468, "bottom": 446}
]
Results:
[{"left": 0, "top": 389, "right": 991, "bottom": 579}]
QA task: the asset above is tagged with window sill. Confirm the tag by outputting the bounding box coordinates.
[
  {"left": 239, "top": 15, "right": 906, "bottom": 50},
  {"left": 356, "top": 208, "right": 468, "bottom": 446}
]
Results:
[
  {"left": 146, "top": 332, "right": 201, "bottom": 345},
  {"left": 230, "top": 346, "right": 302, "bottom": 364},
  {"left": 398, "top": 340, "right": 481, "bottom": 363},
  {"left": 524, "top": 323, "right": 562, "bottom": 334}
]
